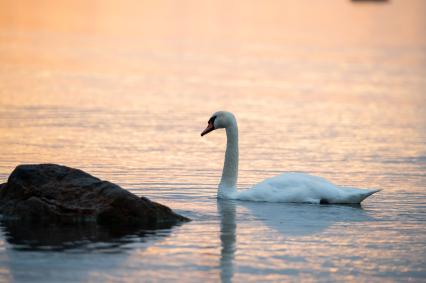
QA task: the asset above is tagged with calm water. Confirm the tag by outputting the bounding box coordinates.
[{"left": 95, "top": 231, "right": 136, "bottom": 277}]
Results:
[{"left": 0, "top": 0, "right": 425, "bottom": 282}]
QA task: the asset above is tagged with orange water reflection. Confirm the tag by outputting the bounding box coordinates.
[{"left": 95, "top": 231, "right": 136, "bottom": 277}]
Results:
[{"left": 0, "top": 1, "right": 425, "bottom": 282}]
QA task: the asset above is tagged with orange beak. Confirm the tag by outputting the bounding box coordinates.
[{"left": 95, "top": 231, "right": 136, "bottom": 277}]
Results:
[{"left": 201, "top": 123, "right": 215, "bottom": 136}]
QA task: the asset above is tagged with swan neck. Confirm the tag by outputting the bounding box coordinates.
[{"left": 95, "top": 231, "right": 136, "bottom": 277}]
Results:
[{"left": 219, "top": 123, "right": 239, "bottom": 193}]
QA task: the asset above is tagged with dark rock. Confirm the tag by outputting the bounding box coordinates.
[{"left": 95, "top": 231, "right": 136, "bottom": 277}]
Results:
[{"left": 0, "top": 164, "right": 190, "bottom": 227}]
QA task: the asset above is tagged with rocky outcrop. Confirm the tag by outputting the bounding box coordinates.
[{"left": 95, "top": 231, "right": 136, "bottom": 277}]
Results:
[{"left": 0, "top": 164, "right": 189, "bottom": 227}]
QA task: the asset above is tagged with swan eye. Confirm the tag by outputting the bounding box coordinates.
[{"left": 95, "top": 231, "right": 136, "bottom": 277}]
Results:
[{"left": 208, "top": 116, "right": 217, "bottom": 125}]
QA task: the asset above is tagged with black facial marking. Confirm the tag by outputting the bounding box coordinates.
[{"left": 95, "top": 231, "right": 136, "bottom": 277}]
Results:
[{"left": 208, "top": 115, "right": 217, "bottom": 124}]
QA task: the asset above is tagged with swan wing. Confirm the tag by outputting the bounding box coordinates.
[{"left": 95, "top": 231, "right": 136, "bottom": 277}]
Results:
[{"left": 235, "top": 173, "right": 380, "bottom": 204}]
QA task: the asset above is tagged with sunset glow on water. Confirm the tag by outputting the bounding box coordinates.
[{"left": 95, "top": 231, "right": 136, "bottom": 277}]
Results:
[{"left": 0, "top": 1, "right": 425, "bottom": 282}]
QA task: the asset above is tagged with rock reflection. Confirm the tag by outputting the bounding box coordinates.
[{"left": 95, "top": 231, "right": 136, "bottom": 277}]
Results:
[{"left": 1, "top": 221, "right": 175, "bottom": 251}]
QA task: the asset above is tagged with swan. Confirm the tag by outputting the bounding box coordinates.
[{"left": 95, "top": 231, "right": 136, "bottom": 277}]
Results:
[{"left": 201, "top": 111, "right": 380, "bottom": 204}]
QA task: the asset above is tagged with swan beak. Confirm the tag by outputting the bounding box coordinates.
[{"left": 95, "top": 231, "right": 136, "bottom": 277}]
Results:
[{"left": 201, "top": 123, "right": 215, "bottom": 136}]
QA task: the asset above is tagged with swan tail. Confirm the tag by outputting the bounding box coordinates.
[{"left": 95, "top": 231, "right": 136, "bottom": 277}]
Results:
[{"left": 348, "top": 188, "right": 381, "bottom": 203}]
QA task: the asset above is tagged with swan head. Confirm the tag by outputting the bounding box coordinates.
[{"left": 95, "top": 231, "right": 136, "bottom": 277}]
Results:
[{"left": 201, "top": 111, "right": 236, "bottom": 136}]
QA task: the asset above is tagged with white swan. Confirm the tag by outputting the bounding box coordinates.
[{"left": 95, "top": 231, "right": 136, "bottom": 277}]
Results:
[{"left": 201, "top": 111, "right": 380, "bottom": 204}]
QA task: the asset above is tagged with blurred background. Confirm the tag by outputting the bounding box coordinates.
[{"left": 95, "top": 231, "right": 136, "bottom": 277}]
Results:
[{"left": 0, "top": 0, "right": 424, "bottom": 183}]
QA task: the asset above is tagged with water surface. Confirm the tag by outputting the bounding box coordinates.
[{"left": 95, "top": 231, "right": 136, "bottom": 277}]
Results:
[{"left": 0, "top": 0, "right": 425, "bottom": 282}]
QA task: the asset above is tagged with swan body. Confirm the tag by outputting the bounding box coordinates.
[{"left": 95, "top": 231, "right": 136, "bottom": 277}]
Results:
[
  {"left": 201, "top": 111, "right": 380, "bottom": 204},
  {"left": 221, "top": 172, "right": 379, "bottom": 204}
]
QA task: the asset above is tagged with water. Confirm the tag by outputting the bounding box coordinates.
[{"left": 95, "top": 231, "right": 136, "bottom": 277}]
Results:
[{"left": 0, "top": 0, "right": 425, "bottom": 282}]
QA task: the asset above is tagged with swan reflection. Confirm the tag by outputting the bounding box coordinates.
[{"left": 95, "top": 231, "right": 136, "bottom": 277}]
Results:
[
  {"left": 217, "top": 199, "right": 236, "bottom": 283},
  {"left": 238, "top": 201, "right": 374, "bottom": 236},
  {"left": 217, "top": 200, "right": 376, "bottom": 282}
]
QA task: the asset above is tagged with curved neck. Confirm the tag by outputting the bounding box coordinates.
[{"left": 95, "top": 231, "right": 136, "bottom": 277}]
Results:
[{"left": 219, "top": 122, "right": 239, "bottom": 195}]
